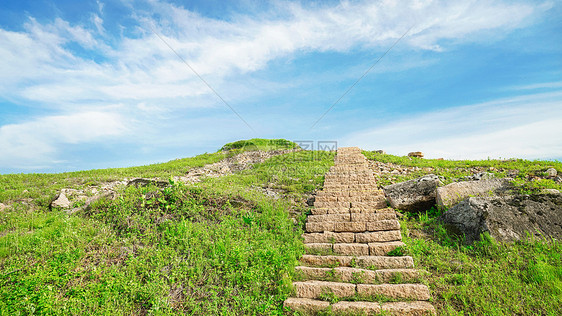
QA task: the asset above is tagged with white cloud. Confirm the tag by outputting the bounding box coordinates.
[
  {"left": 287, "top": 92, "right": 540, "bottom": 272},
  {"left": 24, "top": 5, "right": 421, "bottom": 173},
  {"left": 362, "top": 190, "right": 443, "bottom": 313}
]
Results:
[
  {"left": 0, "top": 112, "right": 128, "bottom": 168},
  {"left": 511, "top": 81, "right": 562, "bottom": 91},
  {"left": 0, "top": 0, "right": 545, "bottom": 107},
  {"left": 342, "top": 91, "right": 562, "bottom": 160},
  {"left": 92, "top": 14, "right": 104, "bottom": 34}
]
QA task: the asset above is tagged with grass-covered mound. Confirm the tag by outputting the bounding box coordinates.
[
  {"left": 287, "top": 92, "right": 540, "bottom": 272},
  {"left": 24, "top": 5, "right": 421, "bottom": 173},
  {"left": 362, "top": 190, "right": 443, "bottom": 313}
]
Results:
[{"left": 219, "top": 138, "right": 298, "bottom": 152}]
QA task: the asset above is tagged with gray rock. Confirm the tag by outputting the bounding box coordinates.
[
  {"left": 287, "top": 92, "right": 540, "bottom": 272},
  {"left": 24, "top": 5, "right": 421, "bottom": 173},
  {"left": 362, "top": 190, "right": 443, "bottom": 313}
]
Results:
[
  {"left": 375, "top": 150, "right": 386, "bottom": 154},
  {"left": 436, "top": 179, "right": 512, "bottom": 209},
  {"left": 383, "top": 174, "right": 440, "bottom": 212},
  {"left": 441, "top": 194, "right": 562, "bottom": 244},
  {"left": 0, "top": 203, "right": 6, "bottom": 211},
  {"left": 546, "top": 168, "right": 557, "bottom": 178},
  {"left": 306, "top": 195, "right": 315, "bottom": 207},
  {"left": 51, "top": 191, "right": 71, "bottom": 208},
  {"left": 541, "top": 189, "right": 560, "bottom": 194}
]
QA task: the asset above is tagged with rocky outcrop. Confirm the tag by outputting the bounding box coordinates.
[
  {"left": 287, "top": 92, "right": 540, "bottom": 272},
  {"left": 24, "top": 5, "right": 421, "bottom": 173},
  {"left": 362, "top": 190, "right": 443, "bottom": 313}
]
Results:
[
  {"left": 50, "top": 187, "right": 118, "bottom": 213},
  {"left": 175, "top": 149, "right": 298, "bottom": 183},
  {"left": 383, "top": 175, "right": 440, "bottom": 212},
  {"left": 436, "top": 178, "right": 512, "bottom": 209},
  {"left": 441, "top": 193, "right": 562, "bottom": 244}
]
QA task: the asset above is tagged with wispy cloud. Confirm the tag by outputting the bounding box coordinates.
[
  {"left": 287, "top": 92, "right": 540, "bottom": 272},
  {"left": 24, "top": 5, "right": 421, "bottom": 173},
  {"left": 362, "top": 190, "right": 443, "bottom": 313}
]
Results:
[
  {"left": 343, "top": 91, "right": 562, "bottom": 160},
  {"left": 1, "top": 0, "right": 545, "bottom": 107}
]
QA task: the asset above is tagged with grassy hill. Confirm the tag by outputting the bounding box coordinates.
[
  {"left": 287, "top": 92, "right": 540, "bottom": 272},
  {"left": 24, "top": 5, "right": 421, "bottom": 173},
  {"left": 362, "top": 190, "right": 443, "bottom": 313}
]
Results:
[{"left": 0, "top": 139, "right": 561, "bottom": 315}]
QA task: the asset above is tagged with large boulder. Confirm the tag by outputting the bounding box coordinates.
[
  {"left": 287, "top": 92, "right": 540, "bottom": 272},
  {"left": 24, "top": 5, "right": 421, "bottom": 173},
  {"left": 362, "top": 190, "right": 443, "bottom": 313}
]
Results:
[
  {"left": 436, "top": 178, "right": 512, "bottom": 209},
  {"left": 441, "top": 193, "right": 562, "bottom": 244},
  {"left": 383, "top": 174, "right": 440, "bottom": 212}
]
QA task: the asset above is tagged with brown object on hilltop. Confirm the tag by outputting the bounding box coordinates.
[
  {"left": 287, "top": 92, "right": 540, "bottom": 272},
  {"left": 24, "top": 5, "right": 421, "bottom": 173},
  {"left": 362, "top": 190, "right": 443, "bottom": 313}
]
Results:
[{"left": 408, "top": 152, "right": 424, "bottom": 158}]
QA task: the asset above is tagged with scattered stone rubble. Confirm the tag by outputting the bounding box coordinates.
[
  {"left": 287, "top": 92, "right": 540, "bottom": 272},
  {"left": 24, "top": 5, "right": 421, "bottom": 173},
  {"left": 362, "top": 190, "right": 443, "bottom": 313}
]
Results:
[
  {"left": 284, "top": 147, "right": 435, "bottom": 315},
  {"left": 174, "top": 149, "right": 298, "bottom": 183},
  {"left": 48, "top": 149, "right": 298, "bottom": 213}
]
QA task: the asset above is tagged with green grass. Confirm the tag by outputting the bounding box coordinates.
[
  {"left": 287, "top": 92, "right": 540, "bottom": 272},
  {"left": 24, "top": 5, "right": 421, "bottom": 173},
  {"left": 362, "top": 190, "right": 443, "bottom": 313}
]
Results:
[
  {"left": 0, "top": 151, "right": 227, "bottom": 207},
  {"left": 400, "top": 210, "right": 562, "bottom": 315},
  {"left": 363, "top": 150, "right": 562, "bottom": 193},
  {"left": 1, "top": 142, "right": 561, "bottom": 315},
  {"left": 0, "top": 146, "right": 334, "bottom": 315}
]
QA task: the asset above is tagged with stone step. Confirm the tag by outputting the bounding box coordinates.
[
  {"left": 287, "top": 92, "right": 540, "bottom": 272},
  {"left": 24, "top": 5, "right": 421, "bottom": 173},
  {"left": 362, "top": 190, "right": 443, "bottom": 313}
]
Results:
[
  {"left": 307, "top": 212, "right": 396, "bottom": 223},
  {"left": 294, "top": 280, "right": 356, "bottom": 299},
  {"left": 381, "top": 301, "right": 436, "bottom": 315},
  {"left": 334, "top": 243, "right": 369, "bottom": 256},
  {"left": 369, "top": 241, "right": 405, "bottom": 256},
  {"left": 283, "top": 297, "right": 329, "bottom": 314},
  {"left": 324, "top": 173, "right": 374, "bottom": 178},
  {"left": 304, "top": 241, "right": 405, "bottom": 256},
  {"left": 324, "top": 177, "right": 375, "bottom": 182},
  {"left": 311, "top": 206, "right": 394, "bottom": 216},
  {"left": 314, "top": 201, "right": 351, "bottom": 208},
  {"left": 321, "top": 183, "right": 377, "bottom": 188},
  {"left": 355, "top": 230, "right": 402, "bottom": 242},
  {"left": 323, "top": 181, "right": 375, "bottom": 185},
  {"left": 284, "top": 298, "right": 435, "bottom": 315},
  {"left": 303, "top": 232, "right": 354, "bottom": 243},
  {"left": 293, "top": 281, "right": 430, "bottom": 301},
  {"left": 327, "top": 170, "right": 372, "bottom": 174},
  {"left": 351, "top": 211, "right": 397, "bottom": 221},
  {"left": 351, "top": 200, "right": 389, "bottom": 210},
  {"left": 307, "top": 214, "right": 351, "bottom": 222},
  {"left": 316, "top": 190, "right": 383, "bottom": 197},
  {"left": 357, "top": 283, "right": 431, "bottom": 301},
  {"left": 305, "top": 222, "right": 402, "bottom": 236},
  {"left": 294, "top": 266, "right": 423, "bottom": 284},
  {"left": 310, "top": 207, "right": 350, "bottom": 215},
  {"left": 299, "top": 255, "right": 414, "bottom": 269},
  {"left": 315, "top": 195, "right": 386, "bottom": 203}
]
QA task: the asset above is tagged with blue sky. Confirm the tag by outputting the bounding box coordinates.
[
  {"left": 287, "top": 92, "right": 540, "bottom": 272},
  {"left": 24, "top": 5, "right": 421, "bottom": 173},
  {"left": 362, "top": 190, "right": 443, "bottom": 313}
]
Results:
[{"left": 0, "top": 0, "right": 561, "bottom": 173}]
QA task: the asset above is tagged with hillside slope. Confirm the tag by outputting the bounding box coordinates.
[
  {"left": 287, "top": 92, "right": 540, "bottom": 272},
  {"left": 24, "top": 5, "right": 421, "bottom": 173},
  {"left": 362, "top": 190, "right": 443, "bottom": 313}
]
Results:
[{"left": 1, "top": 140, "right": 561, "bottom": 315}]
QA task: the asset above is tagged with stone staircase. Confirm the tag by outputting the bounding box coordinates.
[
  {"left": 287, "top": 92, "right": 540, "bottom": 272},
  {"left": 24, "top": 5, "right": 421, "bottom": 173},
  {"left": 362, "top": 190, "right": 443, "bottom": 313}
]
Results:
[{"left": 284, "top": 147, "right": 435, "bottom": 315}]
